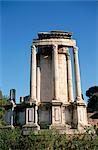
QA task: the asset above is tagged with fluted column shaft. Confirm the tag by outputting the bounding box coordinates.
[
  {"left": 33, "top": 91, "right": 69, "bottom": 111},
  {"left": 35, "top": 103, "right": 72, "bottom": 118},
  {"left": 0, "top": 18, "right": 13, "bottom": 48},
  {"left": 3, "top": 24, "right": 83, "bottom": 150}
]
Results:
[
  {"left": 66, "top": 53, "right": 74, "bottom": 102},
  {"left": 36, "top": 66, "right": 40, "bottom": 103},
  {"left": 61, "top": 47, "right": 68, "bottom": 102},
  {"left": 52, "top": 44, "right": 59, "bottom": 100},
  {"left": 35, "top": 105, "right": 38, "bottom": 124},
  {"left": 30, "top": 45, "right": 36, "bottom": 100},
  {"left": 73, "top": 46, "right": 82, "bottom": 100}
]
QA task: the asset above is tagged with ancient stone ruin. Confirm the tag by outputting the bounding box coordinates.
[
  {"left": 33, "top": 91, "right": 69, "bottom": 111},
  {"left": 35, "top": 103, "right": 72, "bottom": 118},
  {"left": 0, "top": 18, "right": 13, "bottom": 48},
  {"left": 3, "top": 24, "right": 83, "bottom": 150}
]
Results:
[{"left": 4, "top": 31, "right": 88, "bottom": 133}]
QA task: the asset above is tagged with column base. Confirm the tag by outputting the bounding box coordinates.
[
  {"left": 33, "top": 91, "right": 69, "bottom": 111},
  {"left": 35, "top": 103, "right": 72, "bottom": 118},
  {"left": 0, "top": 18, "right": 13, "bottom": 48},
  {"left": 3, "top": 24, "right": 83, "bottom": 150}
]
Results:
[
  {"left": 73, "top": 101, "right": 88, "bottom": 131},
  {"left": 50, "top": 100, "right": 66, "bottom": 134},
  {"left": 75, "top": 96, "right": 85, "bottom": 104},
  {"left": 49, "top": 124, "right": 66, "bottom": 134},
  {"left": 22, "top": 123, "right": 40, "bottom": 135},
  {"left": 0, "top": 125, "right": 15, "bottom": 129}
]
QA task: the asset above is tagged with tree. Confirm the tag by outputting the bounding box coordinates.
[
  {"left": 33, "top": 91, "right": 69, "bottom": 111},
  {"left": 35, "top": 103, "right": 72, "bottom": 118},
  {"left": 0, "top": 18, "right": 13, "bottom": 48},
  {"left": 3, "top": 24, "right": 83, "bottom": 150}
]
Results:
[
  {"left": 86, "top": 86, "right": 98, "bottom": 98},
  {"left": 0, "top": 90, "right": 8, "bottom": 126},
  {"left": 86, "top": 86, "right": 98, "bottom": 112}
]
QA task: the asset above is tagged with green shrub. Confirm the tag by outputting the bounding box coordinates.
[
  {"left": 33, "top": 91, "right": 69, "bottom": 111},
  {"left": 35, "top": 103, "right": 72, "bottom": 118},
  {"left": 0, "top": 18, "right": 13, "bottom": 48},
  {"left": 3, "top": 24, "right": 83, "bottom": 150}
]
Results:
[{"left": 0, "top": 128, "right": 98, "bottom": 150}]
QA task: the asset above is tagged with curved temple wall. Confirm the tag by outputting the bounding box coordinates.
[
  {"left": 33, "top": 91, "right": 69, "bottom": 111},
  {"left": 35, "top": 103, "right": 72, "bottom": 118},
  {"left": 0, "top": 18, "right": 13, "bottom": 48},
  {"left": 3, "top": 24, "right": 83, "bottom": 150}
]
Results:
[
  {"left": 58, "top": 53, "right": 68, "bottom": 102},
  {"left": 40, "top": 51, "right": 53, "bottom": 102}
]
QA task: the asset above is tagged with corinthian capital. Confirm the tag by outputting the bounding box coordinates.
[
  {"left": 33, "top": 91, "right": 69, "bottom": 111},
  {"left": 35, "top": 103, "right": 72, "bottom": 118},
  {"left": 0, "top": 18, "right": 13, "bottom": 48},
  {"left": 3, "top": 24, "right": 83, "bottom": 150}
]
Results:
[
  {"left": 31, "top": 45, "right": 36, "bottom": 53},
  {"left": 52, "top": 44, "right": 58, "bottom": 50},
  {"left": 73, "top": 46, "right": 78, "bottom": 54},
  {"left": 32, "top": 45, "right": 36, "bottom": 49}
]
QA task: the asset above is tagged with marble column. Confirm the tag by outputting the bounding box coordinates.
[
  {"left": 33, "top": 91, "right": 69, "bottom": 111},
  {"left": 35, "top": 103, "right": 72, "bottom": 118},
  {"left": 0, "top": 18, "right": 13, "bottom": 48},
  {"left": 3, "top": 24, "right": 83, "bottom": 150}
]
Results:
[
  {"left": 73, "top": 46, "right": 82, "bottom": 101},
  {"left": 36, "top": 66, "right": 40, "bottom": 103},
  {"left": 30, "top": 45, "right": 36, "bottom": 101},
  {"left": 11, "top": 107, "right": 14, "bottom": 126},
  {"left": 52, "top": 44, "right": 59, "bottom": 100},
  {"left": 10, "top": 100, "right": 15, "bottom": 127},
  {"left": 66, "top": 52, "right": 74, "bottom": 102},
  {"left": 62, "top": 47, "right": 68, "bottom": 103},
  {"left": 34, "top": 106, "right": 38, "bottom": 123}
]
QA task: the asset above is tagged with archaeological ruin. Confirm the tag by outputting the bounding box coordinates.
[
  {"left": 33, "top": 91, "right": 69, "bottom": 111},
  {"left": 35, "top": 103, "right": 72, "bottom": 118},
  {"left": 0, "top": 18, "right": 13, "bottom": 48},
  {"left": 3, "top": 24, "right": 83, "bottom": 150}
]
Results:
[{"left": 4, "top": 31, "right": 88, "bottom": 133}]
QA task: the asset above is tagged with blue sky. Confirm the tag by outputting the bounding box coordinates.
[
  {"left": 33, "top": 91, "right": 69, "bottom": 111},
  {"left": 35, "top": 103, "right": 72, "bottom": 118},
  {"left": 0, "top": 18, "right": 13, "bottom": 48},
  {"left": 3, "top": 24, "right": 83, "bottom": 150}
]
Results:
[{"left": 0, "top": 1, "right": 98, "bottom": 103}]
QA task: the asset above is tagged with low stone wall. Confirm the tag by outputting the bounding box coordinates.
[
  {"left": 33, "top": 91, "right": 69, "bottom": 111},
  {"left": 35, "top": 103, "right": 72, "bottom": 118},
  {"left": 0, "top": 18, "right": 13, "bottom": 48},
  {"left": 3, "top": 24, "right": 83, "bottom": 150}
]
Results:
[{"left": 87, "top": 112, "right": 98, "bottom": 128}]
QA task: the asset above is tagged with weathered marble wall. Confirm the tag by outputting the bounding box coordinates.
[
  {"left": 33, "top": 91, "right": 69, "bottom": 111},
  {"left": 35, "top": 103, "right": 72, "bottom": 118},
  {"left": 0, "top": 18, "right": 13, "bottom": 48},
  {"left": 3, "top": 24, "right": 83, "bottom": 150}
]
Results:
[
  {"left": 65, "top": 106, "right": 73, "bottom": 125},
  {"left": 26, "top": 108, "right": 34, "bottom": 124},
  {"left": 40, "top": 53, "right": 53, "bottom": 102},
  {"left": 58, "top": 54, "right": 68, "bottom": 103},
  {"left": 38, "top": 105, "right": 51, "bottom": 129},
  {"left": 18, "top": 111, "right": 25, "bottom": 125},
  {"left": 77, "top": 105, "right": 88, "bottom": 126},
  {"left": 4, "top": 109, "right": 12, "bottom": 125},
  {"left": 52, "top": 106, "right": 61, "bottom": 124}
]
